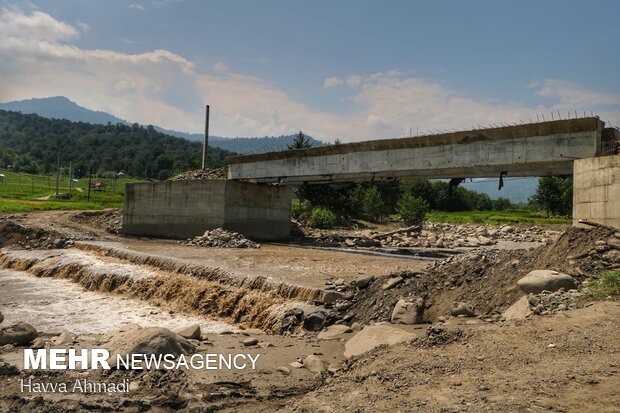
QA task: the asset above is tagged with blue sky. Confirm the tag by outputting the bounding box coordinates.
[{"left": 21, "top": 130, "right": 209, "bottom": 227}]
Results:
[{"left": 0, "top": 0, "right": 618, "bottom": 140}]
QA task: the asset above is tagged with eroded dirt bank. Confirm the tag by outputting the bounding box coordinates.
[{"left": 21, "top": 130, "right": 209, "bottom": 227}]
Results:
[{"left": 0, "top": 210, "right": 618, "bottom": 412}]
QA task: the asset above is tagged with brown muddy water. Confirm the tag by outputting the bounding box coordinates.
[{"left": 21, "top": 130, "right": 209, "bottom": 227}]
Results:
[{"left": 0, "top": 268, "right": 237, "bottom": 334}]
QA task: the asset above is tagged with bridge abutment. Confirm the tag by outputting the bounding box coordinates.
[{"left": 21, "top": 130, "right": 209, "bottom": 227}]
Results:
[{"left": 573, "top": 154, "right": 620, "bottom": 229}]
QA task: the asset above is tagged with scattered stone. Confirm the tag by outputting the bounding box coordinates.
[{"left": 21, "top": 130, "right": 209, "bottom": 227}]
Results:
[
  {"left": 277, "top": 366, "right": 291, "bottom": 375},
  {"left": 0, "top": 322, "right": 38, "bottom": 346},
  {"left": 382, "top": 276, "right": 404, "bottom": 290},
  {"left": 344, "top": 323, "right": 416, "bottom": 358},
  {"left": 303, "top": 312, "right": 326, "bottom": 331},
  {"left": 450, "top": 302, "right": 476, "bottom": 317},
  {"left": 181, "top": 228, "right": 260, "bottom": 249},
  {"left": 303, "top": 355, "right": 328, "bottom": 374},
  {"left": 289, "top": 361, "right": 303, "bottom": 369},
  {"left": 52, "top": 331, "right": 74, "bottom": 346},
  {"left": 317, "top": 324, "right": 353, "bottom": 340},
  {"left": 258, "top": 341, "right": 273, "bottom": 349},
  {"left": 31, "top": 337, "right": 47, "bottom": 349},
  {"left": 355, "top": 275, "right": 374, "bottom": 289},
  {"left": 243, "top": 338, "right": 258, "bottom": 346},
  {"left": 390, "top": 298, "right": 425, "bottom": 324},
  {"left": 176, "top": 324, "right": 201, "bottom": 340},
  {"left": 517, "top": 270, "right": 577, "bottom": 294},
  {"left": 503, "top": 296, "right": 533, "bottom": 320}
]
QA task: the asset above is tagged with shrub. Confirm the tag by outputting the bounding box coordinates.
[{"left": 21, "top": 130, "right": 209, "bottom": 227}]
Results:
[
  {"left": 291, "top": 200, "right": 312, "bottom": 221},
  {"left": 309, "top": 207, "right": 338, "bottom": 229},
  {"left": 586, "top": 271, "right": 620, "bottom": 300},
  {"left": 397, "top": 193, "right": 429, "bottom": 226}
]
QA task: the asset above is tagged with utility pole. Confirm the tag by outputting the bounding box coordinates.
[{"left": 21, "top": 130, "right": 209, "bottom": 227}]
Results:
[
  {"left": 202, "top": 104, "right": 210, "bottom": 169},
  {"left": 87, "top": 168, "right": 92, "bottom": 202},
  {"left": 55, "top": 155, "right": 60, "bottom": 197},
  {"left": 67, "top": 163, "right": 73, "bottom": 197}
]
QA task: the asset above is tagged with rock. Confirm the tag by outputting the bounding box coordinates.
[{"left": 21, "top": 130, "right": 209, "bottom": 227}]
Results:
[
  {"left": 0, "top": 322, "right": 38, "bottom": 346},
  {"left": 243, "top": 338, "right": 258, "bottom": 346},
  {"left": 303, "top": 312, "right": 326, "bottom": 331},
  {"left": 103, "top": 326, "right": 195, "bottom": 367},
  {"left": 31, "top": 337, "right": 47, "bottom": 349},
  {"left": 390, "top": 298, "right": 425, "bottom": 324},
  {"left": 281, "top": 315, "right": 300, "bottom": 331},
  {"left": 289, "top": 361, "right": 303, "bottom": 369},
  {"left": 503, "top": 296, "right": 533, "bottom": 320},
  {"left": 517, "top": 270, "right": 577, "bottom": 294},
  {"left": 317, "top": 324, "right": 353, "bottom": 340},
  {"left": 608, "top": 237, "right": 620, "bottom": 250},
  {"left": 277, "top": 366, "right": 291, "bottom": 375},
  {"left": 478, "top": 236, "right": 494, "bottom": 246},
  {"left": 303, "top": 355, "right": 328, "bottom": 373},
  {"left": 450, "top": 302, "right": 476, "bottom": 317},
  {"left": 258, "top": 341, "right": 273, "bottom": 349},
  {"left": 334, "top": 278, "right": 345, "bottom": 286},
  {"left": 176, "top": 324, "right": 201, "bottom": 340},
  {"left": 344, "top": 323, "right": 417, "bottom": 358},
  {"left": 602, "top": 249, "right": 620, "bottom": 264},
  {"left": 53, "top": 331, "right": 74, "bottom": 346},
  {"left": 0, "top": 311, "right": 3, "bottom": 324},
  {"left": 500, "top": 225, "right": 514, "bottom": 233},
  {"left": 355, "top": 275, "right": 374, "bottom": 289},
  {"left": 382, "top": 276, "right": 404, "bottom": 290},
  {"left": 52, "top": 238, "right": 65, "bottom": 248}
]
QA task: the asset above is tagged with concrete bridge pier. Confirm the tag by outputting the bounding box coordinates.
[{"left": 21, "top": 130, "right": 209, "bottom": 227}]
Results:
[{"left": 573, "top": 154, "right": 620, "bottom": 229}]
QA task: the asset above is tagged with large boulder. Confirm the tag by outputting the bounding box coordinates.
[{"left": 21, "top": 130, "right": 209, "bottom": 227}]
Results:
[
  {"left": 303, "top": 312, "right": 326, "bottom": 331},
  {"left": 103, "top": 325, "right": 195, "bottom": 368},
  {"left": 517, "top": 270, "right": 576, "bottom": 294},
  {"left": 390, "top": 298, "right": 425, "bottom": 325},
  {"left": 344, "top": 323, "right": 417, "bottom": 358},
  {"left": 0, "top": 322, "right": 37, "bottom": 346}
]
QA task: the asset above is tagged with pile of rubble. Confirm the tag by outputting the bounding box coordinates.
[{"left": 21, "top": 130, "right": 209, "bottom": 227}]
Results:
[
  {"left": 304, "top": 223, "right": 560, "bottom": 250},
  {"left": 380, "top": 222, "right": 560, "bottom": 248},
  {"left": 181, "top": 228, "right": 260, "bottom": 249},
  {"left": 170, "top": 167, "right": 228, "bottom": 181},
  {"left": 0, "top": 221, "right": 73, "bottom": 250},
  {"left": 72, "top": 209, "right": 123, "bottom": 234}
]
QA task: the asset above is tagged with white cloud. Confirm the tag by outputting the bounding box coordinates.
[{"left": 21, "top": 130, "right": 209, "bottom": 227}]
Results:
[
  {"left": 128, "top": 4, "right": 146, "bottom": 11},
  {"left": 322, "top": 76, "right": 343, "bottom": 89},
  {"left": 77, "top": 21, "right": 90, "bottom": 33},
  {"left": 0, "top": 8, "right": 618, "bottom": 142}
]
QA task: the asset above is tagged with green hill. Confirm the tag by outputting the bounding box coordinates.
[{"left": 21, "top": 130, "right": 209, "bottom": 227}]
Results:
[{"left": 0, "top": 110, "right": 236, "bottom": 180}]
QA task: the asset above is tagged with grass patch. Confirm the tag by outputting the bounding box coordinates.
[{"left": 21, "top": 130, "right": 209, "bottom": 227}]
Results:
[
  {"left": 426, "top": 209, "right": 570, "bottom": 225},
  {"left": 0, "top": 169, "right": 145, "bottom": 212},
  {"left": 586, "top": 271, "right": 620, "bottom": 301}
]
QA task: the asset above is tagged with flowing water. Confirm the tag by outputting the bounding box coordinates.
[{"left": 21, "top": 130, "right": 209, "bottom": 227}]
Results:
[{"left": 0, "top": 268, "right": 236, "bottom": 334}]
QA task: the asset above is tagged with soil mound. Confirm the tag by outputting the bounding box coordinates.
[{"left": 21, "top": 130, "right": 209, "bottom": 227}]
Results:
[{"left": 345, "top": 226, "right": 617, "bottom": 324}]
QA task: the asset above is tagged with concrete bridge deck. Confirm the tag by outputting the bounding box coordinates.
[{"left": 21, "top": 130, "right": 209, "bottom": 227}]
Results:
[{"left": 228, "top": 118, "right": 614, "bottom": 185}]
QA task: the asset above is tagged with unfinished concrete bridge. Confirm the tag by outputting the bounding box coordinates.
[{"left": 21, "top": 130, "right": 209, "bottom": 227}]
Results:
[
  {"left": 123, "top": 117, "right": 620, "bottom": 240},
  {"left": 227, "top": 117, "right": 618, "bottom": 185}
]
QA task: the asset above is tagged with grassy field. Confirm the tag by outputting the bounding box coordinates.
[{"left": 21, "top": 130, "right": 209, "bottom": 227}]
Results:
[
  {"left": 0, "top": 169, "right": 145, "bottom": 212},
  {"left": 427, "top": 209, "right": 571, "bottom": 225}
]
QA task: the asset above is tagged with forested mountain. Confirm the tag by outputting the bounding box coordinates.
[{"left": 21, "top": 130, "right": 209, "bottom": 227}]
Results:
[
  {"left": 0, "top": 110, "right": 235, "bottom": 179},
  {"left": 0, "top": 96, "right": 325, "bottom": 154},
  {"left": 0, "top": 96, "right": 129, "bottom": 126}
]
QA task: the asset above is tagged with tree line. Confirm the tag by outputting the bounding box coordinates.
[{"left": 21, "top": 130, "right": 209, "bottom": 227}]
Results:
[{"left": 0, "top": 110, "right": 236, "bottom": 179}]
